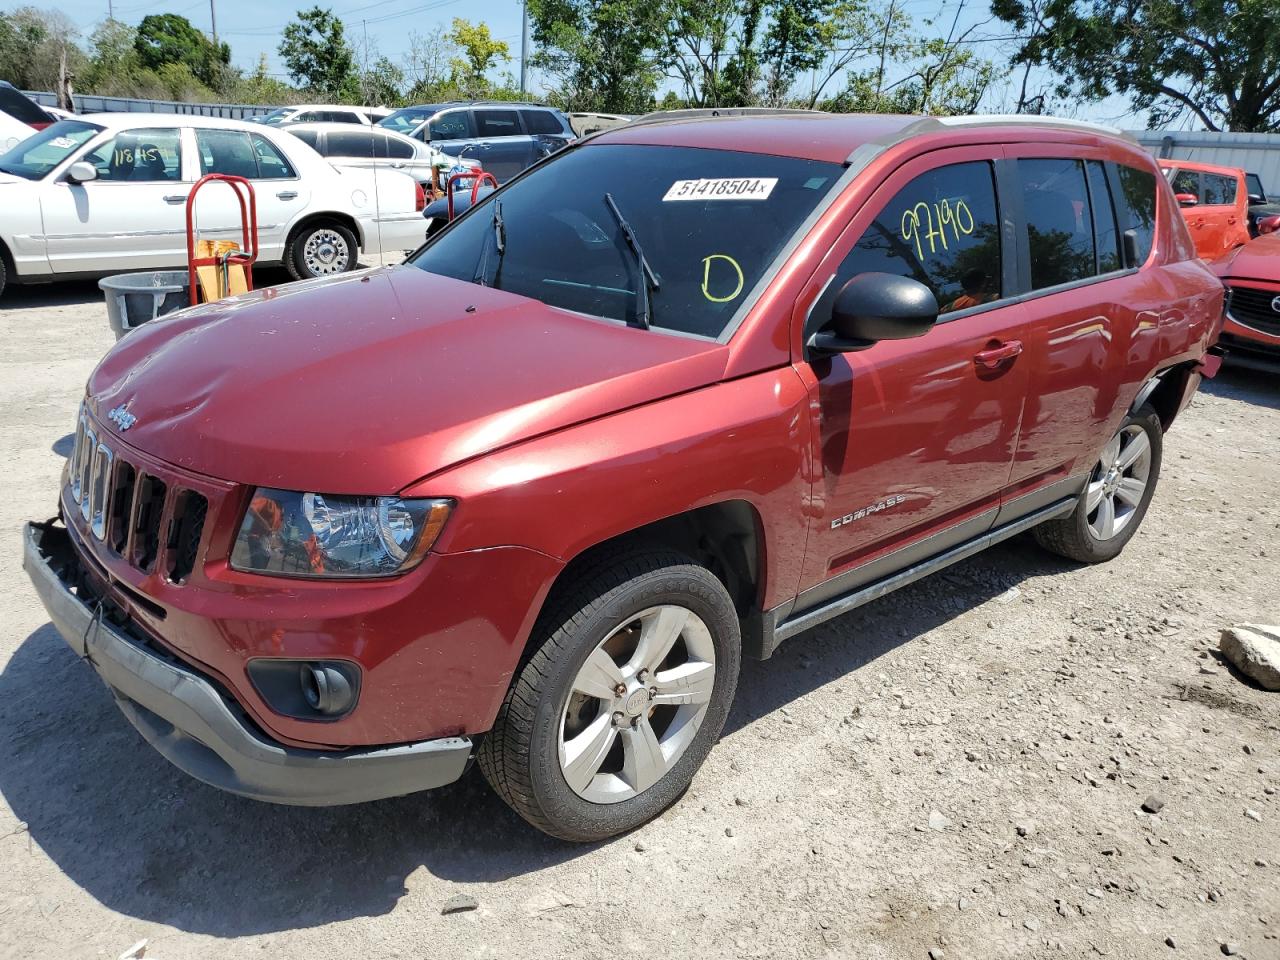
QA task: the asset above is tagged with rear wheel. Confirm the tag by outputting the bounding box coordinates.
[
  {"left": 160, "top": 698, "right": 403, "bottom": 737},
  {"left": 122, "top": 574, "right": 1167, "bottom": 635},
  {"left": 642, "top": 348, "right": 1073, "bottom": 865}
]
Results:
[
  {"left": 477, "top": 549, "right": 741, "bottom": 841},
  {"left": 285, "top": 221, "right": 358, "bottom": 280},
  {"left": 0, "top": 254, "right": 7, "bottom": 299},
  {"left": 1034, "top": 404, "right": 1163, "bottom": 563}
]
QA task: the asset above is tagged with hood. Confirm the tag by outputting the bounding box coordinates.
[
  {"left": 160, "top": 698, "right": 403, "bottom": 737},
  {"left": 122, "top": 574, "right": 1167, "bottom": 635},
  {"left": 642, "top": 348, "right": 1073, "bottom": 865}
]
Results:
[
  {"left": 1211, "top": 233, "right": 1280, "bottom": 280},
  {"left": 88, "top": 267, "right": 728, "bottom": 494}
]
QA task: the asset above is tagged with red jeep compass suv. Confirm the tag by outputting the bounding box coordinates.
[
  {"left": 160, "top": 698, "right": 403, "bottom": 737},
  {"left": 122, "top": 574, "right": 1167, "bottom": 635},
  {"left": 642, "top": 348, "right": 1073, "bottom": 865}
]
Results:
[{"left": 25, "top": 111, "right": 1223, "bottom": 841}]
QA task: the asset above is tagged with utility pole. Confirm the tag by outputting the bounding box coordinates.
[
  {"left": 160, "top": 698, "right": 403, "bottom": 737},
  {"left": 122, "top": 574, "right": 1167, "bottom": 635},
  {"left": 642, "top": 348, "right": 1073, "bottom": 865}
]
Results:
[
  {"left": 107, "top": 0, "right": 113, "bottom": 21},
  {"left": 520, "top": 0, "right": 529, "bottom": 97},
  {"left": 362, "top": 19, "right": 370, "bottom": 105},
  {"left": 210, "top": 0, "right": 218, "bottom": 46}
]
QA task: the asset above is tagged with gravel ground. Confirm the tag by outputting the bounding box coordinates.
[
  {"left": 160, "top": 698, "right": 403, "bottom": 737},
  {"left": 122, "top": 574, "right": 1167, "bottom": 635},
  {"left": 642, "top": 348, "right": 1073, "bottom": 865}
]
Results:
[{"left": 1, "top": 276, "right": 1277, "bottom": 960}]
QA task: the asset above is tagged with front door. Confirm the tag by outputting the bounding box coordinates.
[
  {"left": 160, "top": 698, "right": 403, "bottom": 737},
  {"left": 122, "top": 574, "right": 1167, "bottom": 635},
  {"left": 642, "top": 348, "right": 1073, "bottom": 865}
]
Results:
[
  {"left": 41, "top": 126, "right": 188, "bottom": 274},
  {"left": 792, "top": 150, "right": 1030, "bottom": 608},
  {"left": 472, "top": 108, "right": 535, "bottom": 182}
]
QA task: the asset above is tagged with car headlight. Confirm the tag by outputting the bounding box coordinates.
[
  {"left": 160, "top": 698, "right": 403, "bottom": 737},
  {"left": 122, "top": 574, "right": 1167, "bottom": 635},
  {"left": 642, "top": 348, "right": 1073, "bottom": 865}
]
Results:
[{"left": 230, "top": 488, "right": 452, "bottom": 578}]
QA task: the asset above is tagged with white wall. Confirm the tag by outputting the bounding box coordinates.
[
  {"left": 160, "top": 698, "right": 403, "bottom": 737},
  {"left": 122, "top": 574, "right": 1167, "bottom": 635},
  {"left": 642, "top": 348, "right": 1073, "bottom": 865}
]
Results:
[{"left": 1128, "top": 130, "right": 1280, "bottom": 195}]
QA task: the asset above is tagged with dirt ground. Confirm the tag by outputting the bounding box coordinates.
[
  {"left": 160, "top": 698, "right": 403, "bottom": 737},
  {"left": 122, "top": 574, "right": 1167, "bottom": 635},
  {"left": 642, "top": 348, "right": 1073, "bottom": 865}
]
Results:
[{"left": 0, "top": 275, "right": 1276, "bottom": 960}]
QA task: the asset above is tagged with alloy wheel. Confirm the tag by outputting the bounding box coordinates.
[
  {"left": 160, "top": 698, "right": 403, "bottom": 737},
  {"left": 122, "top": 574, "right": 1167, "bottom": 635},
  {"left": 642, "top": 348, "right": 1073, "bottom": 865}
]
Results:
[
  {"left": 1085, "top": 423, "right": 1152, "bottom": 541},
  {"left": 558, "top": 604, "right": 716, "bottom": 804},
  {"left": 303, "top": 229, "right": 350, "bottom": 275}
]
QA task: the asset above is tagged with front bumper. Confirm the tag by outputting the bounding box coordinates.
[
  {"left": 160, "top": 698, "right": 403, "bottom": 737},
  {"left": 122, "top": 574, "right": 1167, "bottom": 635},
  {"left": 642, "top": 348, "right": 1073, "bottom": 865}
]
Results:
[{"left": 23, "top": 520, "right": 472, "bottom": 806}]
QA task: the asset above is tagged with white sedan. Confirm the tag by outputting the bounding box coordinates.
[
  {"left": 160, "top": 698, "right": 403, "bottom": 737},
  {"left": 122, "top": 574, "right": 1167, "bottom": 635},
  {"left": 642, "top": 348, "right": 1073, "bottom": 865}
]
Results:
[
  {"left": 282, "top": 122, "right": 479, "bottom": 187},
  {"left": 0, "top": 113, "right": 428, "bottom": 297}
]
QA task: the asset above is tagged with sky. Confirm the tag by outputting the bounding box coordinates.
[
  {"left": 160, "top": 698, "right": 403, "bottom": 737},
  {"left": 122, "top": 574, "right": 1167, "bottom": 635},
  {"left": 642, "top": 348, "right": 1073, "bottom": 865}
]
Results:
[{"left": 27, "top": 0, "right": 1154, "bottom": 126}]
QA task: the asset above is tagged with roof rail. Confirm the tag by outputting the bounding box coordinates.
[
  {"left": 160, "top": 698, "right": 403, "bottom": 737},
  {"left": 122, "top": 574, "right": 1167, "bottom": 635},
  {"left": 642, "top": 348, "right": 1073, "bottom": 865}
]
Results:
[
  {"left": 628, "top": 106, "right": 823, "bottom": 128},
  {"left": 899, "top": 113, "right": 1131, "bottom": 140}
]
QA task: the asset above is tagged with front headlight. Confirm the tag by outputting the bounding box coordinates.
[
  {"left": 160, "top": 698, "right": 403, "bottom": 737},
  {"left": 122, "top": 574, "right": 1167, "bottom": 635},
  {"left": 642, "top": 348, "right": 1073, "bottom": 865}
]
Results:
[{"left": 230, "top": 488, "right": 453, "bottom": 578}]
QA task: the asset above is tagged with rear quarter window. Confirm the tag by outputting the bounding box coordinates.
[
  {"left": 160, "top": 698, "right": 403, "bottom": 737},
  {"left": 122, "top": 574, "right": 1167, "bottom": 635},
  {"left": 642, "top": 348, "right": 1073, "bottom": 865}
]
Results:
[
  {"left": 1202, "top": 173, "right": 1238, "bottom": 205},
  {"left": 521, "top": 110, "right": 565, "bottom": 135},
  {"left": 1111, "top": 163, "right": 1158, "bottom": 266}
]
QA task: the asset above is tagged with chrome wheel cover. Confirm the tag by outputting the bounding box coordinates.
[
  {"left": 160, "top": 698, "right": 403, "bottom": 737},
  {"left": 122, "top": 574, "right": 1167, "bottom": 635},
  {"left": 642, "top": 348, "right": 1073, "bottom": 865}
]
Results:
[
  {"left": 1086, "top": 423, "right": 1152, "bottom": 541},
  {"left": 302, "top": 229, "right": 350, "bottom": 275},
  {"left": 558, "top": 605, "right": 716, "bottom": 804}
]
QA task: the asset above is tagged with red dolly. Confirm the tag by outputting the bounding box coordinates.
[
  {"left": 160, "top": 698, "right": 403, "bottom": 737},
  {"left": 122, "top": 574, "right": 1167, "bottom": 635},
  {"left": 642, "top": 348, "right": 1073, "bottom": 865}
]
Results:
[{"left": 185, "top": 173, "right": 259, "bottom": 305}]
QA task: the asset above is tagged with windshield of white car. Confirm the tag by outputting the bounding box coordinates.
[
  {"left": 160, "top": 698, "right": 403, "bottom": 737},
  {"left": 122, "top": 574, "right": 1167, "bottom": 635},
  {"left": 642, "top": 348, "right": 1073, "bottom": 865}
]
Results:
[
  {"left": 257, "top": 108, "right": 294, "bottom": 125},
  {"left": 379, "top": 106, "right": 441, "bottom": 134},
  {"left": 410, "top": 143, "right": 843, "bottom": 339},
  {"left": 0, "top": 120, "right": 102, "bottom": 180}
]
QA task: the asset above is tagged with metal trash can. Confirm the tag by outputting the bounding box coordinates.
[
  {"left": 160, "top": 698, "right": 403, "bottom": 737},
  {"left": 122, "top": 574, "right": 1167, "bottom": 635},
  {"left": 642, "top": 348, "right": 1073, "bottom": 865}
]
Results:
[{"left": 99, "top": 271, "right": 190, "bottom": 340}]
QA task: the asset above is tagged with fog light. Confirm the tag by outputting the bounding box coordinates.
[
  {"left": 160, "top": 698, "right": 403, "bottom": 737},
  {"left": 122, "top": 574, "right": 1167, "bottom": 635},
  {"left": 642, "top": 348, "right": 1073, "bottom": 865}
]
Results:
[
  {"left": 247, "top": 658, "right": 361, "bottom": 720},
  {"left": 300, "top": 663, "right": 354, "bottom": 716}
]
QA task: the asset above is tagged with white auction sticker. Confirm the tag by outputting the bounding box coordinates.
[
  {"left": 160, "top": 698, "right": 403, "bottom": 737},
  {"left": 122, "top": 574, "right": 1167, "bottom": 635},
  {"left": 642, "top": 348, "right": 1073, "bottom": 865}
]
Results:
[{"left": 663, "top": 177, "right": 777, "bottom": 202}]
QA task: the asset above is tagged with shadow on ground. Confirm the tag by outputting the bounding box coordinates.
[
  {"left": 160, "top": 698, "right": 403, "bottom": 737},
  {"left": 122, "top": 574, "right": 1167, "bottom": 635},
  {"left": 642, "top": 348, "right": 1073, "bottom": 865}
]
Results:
[
  {"left": 1200, "top": 364, "right": 1280, "bottom": 410},
  {"left": 0, "top": 532, "right": 1066, "bottom": 936}
]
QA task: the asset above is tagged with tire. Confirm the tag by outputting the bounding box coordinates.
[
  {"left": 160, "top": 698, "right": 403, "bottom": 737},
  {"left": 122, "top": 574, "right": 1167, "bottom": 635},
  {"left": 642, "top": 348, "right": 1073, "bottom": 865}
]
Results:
[
  {"left": 477, "top": 548, "right": 741, "bottom": 842},
  {"left": 1034, "top": 404, "right": 1163, "bottom": 563},
  {"left": 0, "top": 253, "right": 7, "bottom": 299},
  {"left": 284, "top": 220, "right": 359, "bottom": 280}
]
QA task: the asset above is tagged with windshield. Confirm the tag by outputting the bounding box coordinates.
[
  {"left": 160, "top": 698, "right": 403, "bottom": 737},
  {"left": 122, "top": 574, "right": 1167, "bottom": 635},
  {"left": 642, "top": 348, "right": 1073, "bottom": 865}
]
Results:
[
  {"left": 410, "top": 143, "right": 842, "bottom": 339},
  {"left": 257, "top": 108, "right": 294, "bottom": 125},
  {"left": 0, "top": 119, "right": 102, "bottom": 180},
  {"left": 379, "top": 106, "right": 440, "bottom": 134}
]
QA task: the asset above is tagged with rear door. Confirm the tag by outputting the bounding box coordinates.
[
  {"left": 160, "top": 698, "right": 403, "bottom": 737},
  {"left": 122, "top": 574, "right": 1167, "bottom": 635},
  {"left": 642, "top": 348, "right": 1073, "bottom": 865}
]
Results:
[
  {"left": 792, "top": 148, "right": 1032, "bottom": 605},
  {"left": 472, "top": 108, "right": 535, "bottom": 182},
  {"left": 1199, "top": 170, "right": 1248, "bottom": 257}
]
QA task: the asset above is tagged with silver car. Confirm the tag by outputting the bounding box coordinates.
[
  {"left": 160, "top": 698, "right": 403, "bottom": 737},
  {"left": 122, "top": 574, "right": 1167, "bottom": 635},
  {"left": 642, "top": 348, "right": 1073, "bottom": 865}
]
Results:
[{"left": 283, "top": 122, "right": 474, "bottom": 187}]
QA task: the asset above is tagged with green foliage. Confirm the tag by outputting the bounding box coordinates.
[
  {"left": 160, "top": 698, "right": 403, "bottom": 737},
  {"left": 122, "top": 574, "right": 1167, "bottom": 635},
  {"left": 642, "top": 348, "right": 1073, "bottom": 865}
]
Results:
[
  {"left": 0, "top": 7, "right": 88, "bottom": 91},
  {"left": 529, "top": 0, "right": 666, "bottom": 112},
  {"left": 447, "top": 18, "right": 511, "bottom": 96},
  {"left": 134, "top": 13, "right": 230, "bottom": 88},
  {"left": 993, "top": 0, "right": 1280, "bottom": 131},
  {"left": 279, "top": 6, "right": 358, "bottom": 98}
]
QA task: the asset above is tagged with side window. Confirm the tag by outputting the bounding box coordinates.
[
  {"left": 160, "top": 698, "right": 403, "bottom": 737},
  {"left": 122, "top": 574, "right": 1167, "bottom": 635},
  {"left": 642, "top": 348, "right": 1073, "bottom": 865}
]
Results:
[
  {"left": 290, "top": 129, "right": 320, "bottom": 149},
  {"left": 197, "top": 130, "right": 294, "bottom": 179},
  {"left": 825, "top": 160, "right": 1002, "bottom": 317},
  {"left": 1170, "top": 169, "right": 1199, "bottom": 198},
  {"left": 1111, "top": 163, "right": 1158, "bottom": 266},
  {"left": 326, "top": 131, "right": 377, "bottom": 158},
  {"left": 1202, "top": 173, "right": 1237, "bottom": 206},
  {"left": 475, "top": 109, "right": 521, "bottom": 137},
  {"left": 251, "top": 134, "right": 295, "bottom": 179},
  {"left": 384, "top": 136, "right": 414, "bottom": 159},
  {"left": 1019, "top": 158, "right": 1095, "bottom": 290},
  {"left": 332, "top": 111, "right": 362, "bottom": 124},
  {"left": 293, "top": 111, "right": 320, "bottom": 124},
  {"left": 428, "top": 111, "right": 469, "bottom": 141},
  {"left": 1086, "top": 160, "right": 1122, "bottom": 274},
  {"left": 521, "top": 109, "right": 563, "bottom": 135},
  {"left": 84, "top": 129, "right": 182, "bottom": 181}
]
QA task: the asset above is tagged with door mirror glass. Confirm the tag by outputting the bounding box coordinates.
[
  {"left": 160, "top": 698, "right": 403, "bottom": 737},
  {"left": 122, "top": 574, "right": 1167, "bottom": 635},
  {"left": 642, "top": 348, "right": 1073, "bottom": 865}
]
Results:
[
  {"left": 1175, "top": 192, "right": 1198, "bottom": 207},
  {"left": 1248, "top": 193, "right": 1264, "bottom": 204},
  {"left": 65, "top": 160, "right": 97, "bottom": 183},
  {"left": 810, "top": 272, "right": 937, "bottom": 356}
]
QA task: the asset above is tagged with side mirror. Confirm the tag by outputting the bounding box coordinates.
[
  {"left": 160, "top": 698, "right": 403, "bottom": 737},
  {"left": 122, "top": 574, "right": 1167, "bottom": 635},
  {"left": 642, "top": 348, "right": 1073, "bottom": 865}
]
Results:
[
  {"left": 1248, "top": 193, "right": 1264, "bottom": 204},
  {"left": 808, "top": 272, "right": 937, "bottom": 357},
  {"left": 66, "top": 161, "right": 98, "bottom": 184},
  {"left": 1175, "top": 192, "right": 1198, "bottom": 207}
]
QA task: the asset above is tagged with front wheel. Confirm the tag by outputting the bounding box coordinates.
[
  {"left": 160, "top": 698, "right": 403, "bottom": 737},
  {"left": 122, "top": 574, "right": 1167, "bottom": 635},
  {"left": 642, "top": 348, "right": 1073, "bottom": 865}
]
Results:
[
  {"left": 1034, "top": 404, "right": 1163, "bottom": 563},
  {"left": 285, "top": 221, "right": 358, "bottom": 280},
  {"left": 477, "top": 549, "right": 741, "bottom": 841}
]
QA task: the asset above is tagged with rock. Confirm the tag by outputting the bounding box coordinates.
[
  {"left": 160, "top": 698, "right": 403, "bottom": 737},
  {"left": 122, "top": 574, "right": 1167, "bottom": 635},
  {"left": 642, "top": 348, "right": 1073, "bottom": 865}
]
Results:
[
  {"left": 1016, "top": 821, "right": 1035, "bottom": 837},
  {"left": 725, "top": 826, "right": 735, "bottom": 837},
  {"left": 1246, "top": 808, "right": 1263, "bottom": 822},
  {"left": 1142, "top": 796, "right": 1165, "bottom": 814},
  {"left": 928, "top": 810, "right": 950, "bottom": 831},
  {"left": 1165, "top": 935, "right": 1176, "bottom": 948},
  {"left": 929, "top": 950, "right": 946, "bottom": 960},
  {"left": 1219, "top": 624, "right": 1280, "bottom": 690},
  {"left": 117, "top": 941, "right": 147, "bottom": 960},
  {"left": 441, "top": 894, "right": 479, "bottom": 915},
  {"left": 1221, "top": 943, "right": 1240, "bottom": 956},
  {"left": 634, "top": 841, "right": 647, "bottom": 852},
  {"left": 1024, "top": 918, "right": 1041, "bottom": 932}
]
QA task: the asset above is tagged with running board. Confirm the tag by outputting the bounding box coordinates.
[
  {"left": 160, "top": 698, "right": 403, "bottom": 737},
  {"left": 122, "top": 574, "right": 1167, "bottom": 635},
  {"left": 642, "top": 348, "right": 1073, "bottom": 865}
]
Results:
[{"left": 771, "top": 496, "right": 1077, "bottom": 646}]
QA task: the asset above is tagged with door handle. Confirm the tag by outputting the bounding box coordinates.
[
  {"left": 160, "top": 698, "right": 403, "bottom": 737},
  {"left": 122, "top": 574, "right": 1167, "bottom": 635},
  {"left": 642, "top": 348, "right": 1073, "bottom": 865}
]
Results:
[
  {"left": 974, "top": 340, "right": 1023, "bottom": 369},
  {"left": 163, "top": 194, "right": 187, "bottom": 204},
  {"left": 276, "top": 191, "right": 298, "bottom": 200}
]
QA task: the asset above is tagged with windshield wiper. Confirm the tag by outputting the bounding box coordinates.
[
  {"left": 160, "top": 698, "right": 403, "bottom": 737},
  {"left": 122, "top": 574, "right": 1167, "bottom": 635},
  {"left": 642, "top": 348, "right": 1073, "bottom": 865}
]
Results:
[
  {"left": 604, "top": 192, "right": 660, "bottom": 330},
  {"left": 472, "top": 198, "right": 505, "bottom": 287}
]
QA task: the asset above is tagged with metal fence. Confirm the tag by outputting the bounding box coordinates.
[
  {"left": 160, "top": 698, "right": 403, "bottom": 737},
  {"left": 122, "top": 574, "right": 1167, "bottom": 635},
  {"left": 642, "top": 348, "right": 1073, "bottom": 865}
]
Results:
[
  {"left": 24, "top": 91, "right": 275, "bottom": 121},
  {"left": 1128, "top": 130, "right": 1280, "bottom": 194}
]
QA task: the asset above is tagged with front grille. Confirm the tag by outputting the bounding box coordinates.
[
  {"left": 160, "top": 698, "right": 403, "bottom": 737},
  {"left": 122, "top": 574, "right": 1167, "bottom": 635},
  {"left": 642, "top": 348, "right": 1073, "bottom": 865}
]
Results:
[
  {"left": 66, "top": 409, "right": 211, "bottom": 583},
  {"left": 1226, "top": 285, "right": 1280, "bottom": 336}
]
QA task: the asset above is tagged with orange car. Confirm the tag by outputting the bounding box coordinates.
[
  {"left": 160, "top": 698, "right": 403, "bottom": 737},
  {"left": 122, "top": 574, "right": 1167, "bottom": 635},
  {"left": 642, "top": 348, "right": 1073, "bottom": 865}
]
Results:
[{"left": 1159, "top": 159, "right": 1250, "bottom": 261}]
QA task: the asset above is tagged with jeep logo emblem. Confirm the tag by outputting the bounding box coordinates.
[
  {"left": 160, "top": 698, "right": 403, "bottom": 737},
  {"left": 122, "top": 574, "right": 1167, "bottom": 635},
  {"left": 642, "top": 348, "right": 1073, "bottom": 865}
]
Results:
[{"left": 107, "top": 405, "right": 137, "bottom": 431}]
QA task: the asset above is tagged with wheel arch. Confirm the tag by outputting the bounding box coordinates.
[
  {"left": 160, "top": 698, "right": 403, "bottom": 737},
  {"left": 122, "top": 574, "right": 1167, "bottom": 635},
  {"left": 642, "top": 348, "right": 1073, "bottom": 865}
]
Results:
[
  {"left": 285, "top": 212, "right": 365, "bottom": 253},
  {"left": 535, "top": 500, "right": 769, "bottom": 659},
  {"left": 1133, "top": 360, "right": 1199, "bottom": 432}
]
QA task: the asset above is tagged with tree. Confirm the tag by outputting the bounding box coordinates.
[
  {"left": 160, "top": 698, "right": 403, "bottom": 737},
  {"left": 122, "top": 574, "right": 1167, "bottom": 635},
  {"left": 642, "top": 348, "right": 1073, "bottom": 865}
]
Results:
[
  {"left": 0, "top": 7, "right": 87, "bottom": 92},
  {"left": 992, "top": 0, "right": 1280, "bottom": 131},
  {"left": 530, "top": 0, "right": 665, "bottom": 112},
  {"left": 403, "top": 29, "right": 455, "bottom": 98},
  {"left": 279, "top": 6, "right": 358, "bottom": 98},
  {"left": 448, "top": 18, "right": 510, "bottom": 96},
  {"left": 134, "top": 13, "right": 230, "bottom": 89}
]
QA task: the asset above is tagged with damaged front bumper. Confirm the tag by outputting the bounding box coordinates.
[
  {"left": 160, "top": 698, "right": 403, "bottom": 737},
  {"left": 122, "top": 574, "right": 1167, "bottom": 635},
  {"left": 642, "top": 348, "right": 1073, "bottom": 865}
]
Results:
[{"left": 22, "top": 520, "right": 473, "bottom": 806}]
